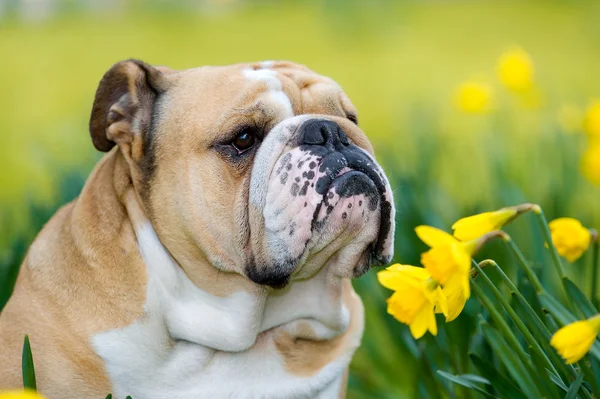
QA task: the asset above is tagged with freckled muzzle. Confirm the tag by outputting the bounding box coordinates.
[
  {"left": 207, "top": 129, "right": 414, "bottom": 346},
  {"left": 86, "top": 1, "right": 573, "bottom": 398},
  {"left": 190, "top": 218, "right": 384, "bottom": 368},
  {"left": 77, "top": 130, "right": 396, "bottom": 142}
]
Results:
[{"left": 247, "top": 116, "right": 395, "bottom": 288}]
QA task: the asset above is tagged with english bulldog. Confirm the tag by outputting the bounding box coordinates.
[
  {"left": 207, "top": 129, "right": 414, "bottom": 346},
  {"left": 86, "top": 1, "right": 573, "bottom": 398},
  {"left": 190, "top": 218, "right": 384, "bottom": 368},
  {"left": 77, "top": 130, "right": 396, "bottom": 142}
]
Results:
[{"left": 0, "top": 60, "right": 395, "bottom": 399}]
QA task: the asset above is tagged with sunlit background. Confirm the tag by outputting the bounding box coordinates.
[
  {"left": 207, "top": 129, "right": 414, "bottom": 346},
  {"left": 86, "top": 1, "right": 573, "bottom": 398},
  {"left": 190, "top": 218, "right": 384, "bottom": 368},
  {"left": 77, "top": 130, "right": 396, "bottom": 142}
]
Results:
[{"left": 2, "top": 0, "right": 600, "bottom": 397}]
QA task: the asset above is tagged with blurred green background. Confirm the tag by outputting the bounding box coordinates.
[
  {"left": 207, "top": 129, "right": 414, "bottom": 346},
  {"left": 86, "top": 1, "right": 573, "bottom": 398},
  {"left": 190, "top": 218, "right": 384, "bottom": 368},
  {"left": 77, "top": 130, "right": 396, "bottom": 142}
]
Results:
[{"left": 2, "top": 0, "right": 600, "bottom": 397}]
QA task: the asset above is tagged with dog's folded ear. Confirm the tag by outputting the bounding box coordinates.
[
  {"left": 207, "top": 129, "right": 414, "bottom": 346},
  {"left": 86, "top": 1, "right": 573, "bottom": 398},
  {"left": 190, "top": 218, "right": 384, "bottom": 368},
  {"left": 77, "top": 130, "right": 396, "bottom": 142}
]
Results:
[{"left": 89, "top": 59, "right": 169, "bottom": 152}]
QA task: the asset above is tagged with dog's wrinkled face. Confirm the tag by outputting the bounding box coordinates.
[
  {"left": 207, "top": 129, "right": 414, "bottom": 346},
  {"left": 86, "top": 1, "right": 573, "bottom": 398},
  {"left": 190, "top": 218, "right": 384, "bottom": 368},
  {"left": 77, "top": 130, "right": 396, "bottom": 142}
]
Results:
[
  {"left": 90, "top": 60, "right": 394, "bottom": 289},
  {"left": 247, "top": 114, "right": 394, "bottom": 287}
]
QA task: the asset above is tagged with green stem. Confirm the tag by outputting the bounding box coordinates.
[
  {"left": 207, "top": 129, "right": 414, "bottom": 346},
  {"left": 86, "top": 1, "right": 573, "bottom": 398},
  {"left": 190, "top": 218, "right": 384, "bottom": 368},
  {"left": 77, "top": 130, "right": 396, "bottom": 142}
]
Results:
[
  {"left": 471, "top": 281, "right": 527, "bottom": 361},
  {"left": 472, "top": 284, "right": 548, "bottom": 398},
  {"left": 578, "top": 356, "right": 600, "bottom": 397},
  {"left": 504, "top": 238, "right": 544, "bottom": 294},
  {"left": 487, "top": 260, "right": 577, "bottom": 380},
  {"left": 590, "top": 232, "right": 599, "bottom": 309},
  {"left": 473, "top": 261, "right": 561, "bottom": 380},
  {"left": 533, "top": 208, "right": 566, "bottom": 279}
]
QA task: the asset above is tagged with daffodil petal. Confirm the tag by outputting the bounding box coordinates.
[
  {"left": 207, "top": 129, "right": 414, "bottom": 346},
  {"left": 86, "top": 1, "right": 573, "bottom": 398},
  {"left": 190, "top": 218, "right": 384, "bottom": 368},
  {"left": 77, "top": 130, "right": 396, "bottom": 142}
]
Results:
[
  {"left": 434, "top": 286, "right": 448, "bottom": 318},
  {"left": 415, "top": 225, "right": 457, "bottom": 248},
  {"left": 409, "top": 305, "right": 436, "bottom": 339}
]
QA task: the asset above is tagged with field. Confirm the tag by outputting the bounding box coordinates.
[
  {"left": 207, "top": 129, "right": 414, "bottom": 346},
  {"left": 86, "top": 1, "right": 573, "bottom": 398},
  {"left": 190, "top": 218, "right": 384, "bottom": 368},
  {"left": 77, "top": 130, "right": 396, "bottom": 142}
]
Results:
[{"left": 2, "top": 1, "right": 600, "bottom": 397}]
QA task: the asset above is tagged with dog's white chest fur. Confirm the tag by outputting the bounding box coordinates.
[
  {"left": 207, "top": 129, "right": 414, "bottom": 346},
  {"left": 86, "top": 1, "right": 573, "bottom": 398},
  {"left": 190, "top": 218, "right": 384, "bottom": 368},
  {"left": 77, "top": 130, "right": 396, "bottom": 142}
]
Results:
[{"left": 92, "top": 221, "right": 352, "bottom": 399}]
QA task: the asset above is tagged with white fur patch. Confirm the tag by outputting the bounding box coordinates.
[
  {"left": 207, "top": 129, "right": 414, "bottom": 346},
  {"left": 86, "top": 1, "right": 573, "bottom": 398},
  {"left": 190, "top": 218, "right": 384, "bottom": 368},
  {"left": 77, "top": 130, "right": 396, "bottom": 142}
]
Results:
[
  {"left": 92, "top": 219, "right": 352, "bottom": 398},
  {"left": 243, "top": 68, "right": 294, "bottom": 119},
  {"left": 260, "top": 60, "right": 275, "bottom": 69},
  {"left": 129, "top": 221, "right": 263, "bottom": 351}
]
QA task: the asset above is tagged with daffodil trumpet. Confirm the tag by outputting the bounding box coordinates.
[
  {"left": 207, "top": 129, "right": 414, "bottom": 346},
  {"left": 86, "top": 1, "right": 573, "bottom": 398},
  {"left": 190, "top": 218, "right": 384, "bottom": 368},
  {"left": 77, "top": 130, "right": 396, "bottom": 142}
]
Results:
[{"left": 451, "top": 203, "right": 538, "bottom": 242}]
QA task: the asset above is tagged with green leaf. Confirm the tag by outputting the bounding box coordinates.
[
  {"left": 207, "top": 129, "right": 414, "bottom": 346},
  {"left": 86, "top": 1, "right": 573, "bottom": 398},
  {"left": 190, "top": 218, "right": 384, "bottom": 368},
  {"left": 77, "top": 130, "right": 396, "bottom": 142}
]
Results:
[
  {"left": 22, "top": 334, "right": 36, "bottom": 390},
  {"left": 577, "top": 357, "right": 600, "bottom": 398},
  {"left": 105, "top": 395, "right": 112, "bottom": 399},
  {"left": 470, "top": 353, "right": 526, "bottom": 399},
  {"left": 528, "top": 345, "right": 561, "bottom": 399},
  {"left": 460, "top": 374, "right": 491, "bottom": 385},
  {"left": 473, "top": 261, "right": 559, "bottom": 379},
  {"left": 512, "top": 292, "right": 574, "bottom": 381},
  {"left": 539, "top": 292, "right": 577, "bottom": 325},
  {"left": 481, "top": 323, "right": 541, "bottom": 398},
  {"left": 547, "top": 372, "right": 568, "bottom": 393},
  {"left": 436, "top": 370, "right": 498, "bottom": 398},
  {"left": 564, "top": 372, "right": 585, "bottom": 399},
  {"left": 563, "top": 277, "right": 598, "bottom": 318}
]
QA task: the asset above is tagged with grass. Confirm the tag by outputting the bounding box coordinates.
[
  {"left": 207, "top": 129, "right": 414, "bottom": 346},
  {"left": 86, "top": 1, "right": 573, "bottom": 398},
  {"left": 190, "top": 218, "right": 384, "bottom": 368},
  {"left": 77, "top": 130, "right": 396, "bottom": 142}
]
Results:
[{"left": 2, "top": 1, "right": 600, "bottom": 397}]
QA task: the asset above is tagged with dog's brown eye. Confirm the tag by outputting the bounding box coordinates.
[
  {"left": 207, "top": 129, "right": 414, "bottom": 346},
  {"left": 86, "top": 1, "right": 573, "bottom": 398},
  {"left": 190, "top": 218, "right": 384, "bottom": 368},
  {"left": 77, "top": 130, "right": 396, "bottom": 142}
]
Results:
[{"left": 232, "top": 130, "right": 256, "bottom": 152}]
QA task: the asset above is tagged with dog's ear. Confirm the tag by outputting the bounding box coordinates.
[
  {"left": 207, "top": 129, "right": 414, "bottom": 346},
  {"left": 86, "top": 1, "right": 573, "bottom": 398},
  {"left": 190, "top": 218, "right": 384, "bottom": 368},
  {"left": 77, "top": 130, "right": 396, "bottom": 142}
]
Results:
[{"left": 89, "top": 59, "right": 169, "bottom": 152}]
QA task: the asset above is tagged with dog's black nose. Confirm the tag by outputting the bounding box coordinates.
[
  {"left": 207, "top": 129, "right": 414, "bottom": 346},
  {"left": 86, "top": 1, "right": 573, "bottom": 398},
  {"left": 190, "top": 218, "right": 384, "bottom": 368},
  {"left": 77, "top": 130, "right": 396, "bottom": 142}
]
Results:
[{"left": 300, "top": 120, "right": 349, "bottom": 148}]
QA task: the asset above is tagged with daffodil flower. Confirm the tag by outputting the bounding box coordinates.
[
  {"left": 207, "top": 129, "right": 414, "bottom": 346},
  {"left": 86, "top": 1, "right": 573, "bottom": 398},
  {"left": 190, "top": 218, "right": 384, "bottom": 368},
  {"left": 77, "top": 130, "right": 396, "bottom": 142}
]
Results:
[
  {"left": 0, "top": 390, "right": 47, "bottom": 399},
  {"left": 497, "top": 46, "right": 534, "bottom": 92},
  {"left": 416, "top": 225, "right": 477, "bottom": 299},
  {"left": 377, "top": 264, "right": 447, "bottom": 339},
  {"left": 454, "top": 80, "right": 493, "bottom": 114},
  {"left": 550, "top": 315, "right": 600, "bottom": 364},
  {"left": 452, "top": 208, "right": 518, "bottom": 242},
  {"left": 549, "top": 217, "right": 592, "bottom": 262}
]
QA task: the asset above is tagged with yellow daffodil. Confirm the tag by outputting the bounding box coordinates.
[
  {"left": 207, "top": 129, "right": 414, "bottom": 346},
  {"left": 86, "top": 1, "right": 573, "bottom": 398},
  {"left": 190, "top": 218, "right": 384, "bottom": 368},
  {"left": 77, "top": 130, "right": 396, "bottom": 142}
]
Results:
[
  {"left": 581, "top": 145, "right": 600, "bottom": 186},
  {"left": 497, "top": 47, "right": 534, "bottom": 92},
  {"left": 549, "top": 218, "right": 592, "bottom": 262},
  {"left": 584, "top": 100, "right": 600, "bottom": 142},
  {"left": 452, "top": 208, "right": 518, "bottom": 242},
  {"left": 550, "top": 315, "right": 600, "bottom": 364},
  {"left": 455, "top": 80, "right": 493, "bottom": 114},
  {"left": 0, "top": 390, "right": 47, "bottom": 399},
  {"left": 557, "top": 104, "right": 583, "bottom": 134},
  {"left": 416, "top": 225, "right": 478, "bottom": 300},
  {"left": 377, "top": 264, "right": 447, "bottom": 339}
]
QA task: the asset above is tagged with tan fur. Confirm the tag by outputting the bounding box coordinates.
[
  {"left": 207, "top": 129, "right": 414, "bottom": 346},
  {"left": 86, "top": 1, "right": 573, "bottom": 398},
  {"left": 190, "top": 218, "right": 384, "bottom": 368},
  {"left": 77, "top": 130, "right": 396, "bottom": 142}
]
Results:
[
  {"left": 339, "top": 368, "right": 349, "bottom": 399},
  {"left": 0, "top": 60, "right": 377, "bottom": 397},
  {"left": 0, "top": 152, "right": 143, "bottom": 397}
]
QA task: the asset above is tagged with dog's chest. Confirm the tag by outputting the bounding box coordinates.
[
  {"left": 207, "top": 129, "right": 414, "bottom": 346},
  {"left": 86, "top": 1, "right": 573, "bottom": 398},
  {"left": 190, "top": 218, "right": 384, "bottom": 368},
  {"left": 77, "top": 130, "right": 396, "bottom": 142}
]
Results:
[{"left": 91, "top": 221, "right": 349, "bottom": 399}]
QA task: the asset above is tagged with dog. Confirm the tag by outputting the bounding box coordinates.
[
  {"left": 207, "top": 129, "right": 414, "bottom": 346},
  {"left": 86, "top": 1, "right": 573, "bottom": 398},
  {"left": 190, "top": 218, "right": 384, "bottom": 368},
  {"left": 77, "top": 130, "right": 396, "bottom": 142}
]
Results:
[{"left": 0, "top": 60, "right": 395, "bottom": 398}]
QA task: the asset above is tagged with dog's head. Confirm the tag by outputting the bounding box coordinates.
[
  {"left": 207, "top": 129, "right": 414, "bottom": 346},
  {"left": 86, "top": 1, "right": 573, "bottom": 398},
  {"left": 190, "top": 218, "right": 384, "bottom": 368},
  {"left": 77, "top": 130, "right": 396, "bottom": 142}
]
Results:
[{"left": 89, "top": 60, "right": 394, "bottom": 288}]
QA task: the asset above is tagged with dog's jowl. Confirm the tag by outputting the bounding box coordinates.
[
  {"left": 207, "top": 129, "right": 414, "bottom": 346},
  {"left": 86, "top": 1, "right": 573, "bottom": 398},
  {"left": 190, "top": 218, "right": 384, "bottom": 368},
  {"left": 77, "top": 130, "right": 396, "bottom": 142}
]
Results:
[{"left": 0, "top": 60, "right": 395, "bottom": 399}]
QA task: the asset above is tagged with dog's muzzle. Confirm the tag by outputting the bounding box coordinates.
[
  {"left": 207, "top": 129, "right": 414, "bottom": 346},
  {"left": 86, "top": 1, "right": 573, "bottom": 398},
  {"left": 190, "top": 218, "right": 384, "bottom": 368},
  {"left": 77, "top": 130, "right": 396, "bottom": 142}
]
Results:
[{"left": 247, "top": 116, "right": 395, "bottom": 288}]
